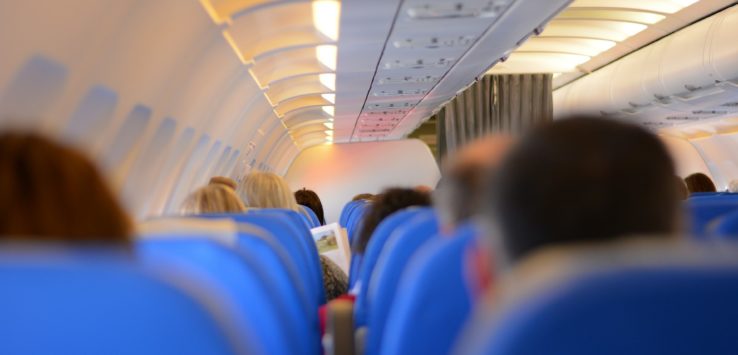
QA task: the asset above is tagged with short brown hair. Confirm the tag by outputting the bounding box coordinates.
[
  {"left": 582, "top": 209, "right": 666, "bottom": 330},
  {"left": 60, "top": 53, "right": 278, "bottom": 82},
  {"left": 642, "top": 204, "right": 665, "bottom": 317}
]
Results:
[
  {"left": 684, "top": 173, "right": 716, "bottom": 194},
  {"left": 0, "top": 133, "right": 132, "bottom": 242}
]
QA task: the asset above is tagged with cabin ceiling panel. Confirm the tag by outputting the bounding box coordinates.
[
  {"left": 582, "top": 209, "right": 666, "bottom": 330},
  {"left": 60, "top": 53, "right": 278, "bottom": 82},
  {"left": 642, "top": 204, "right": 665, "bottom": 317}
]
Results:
[{"left": 553, "top": 5, "right": 738, "bottom": 133}]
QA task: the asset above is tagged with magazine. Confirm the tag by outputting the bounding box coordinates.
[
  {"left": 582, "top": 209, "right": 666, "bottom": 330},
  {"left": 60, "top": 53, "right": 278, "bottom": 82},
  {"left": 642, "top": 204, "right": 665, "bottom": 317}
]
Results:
[{"left": 310, "top": 223, "right": 351, "bottom": 275}]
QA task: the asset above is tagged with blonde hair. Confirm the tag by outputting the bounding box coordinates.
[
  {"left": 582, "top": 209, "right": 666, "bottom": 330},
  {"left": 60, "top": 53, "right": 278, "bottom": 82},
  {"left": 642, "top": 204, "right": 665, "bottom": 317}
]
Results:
[
  {"left": 181, "top": 184, "right": 247, "bottom": 214},
  {"left": 238, "top": 171, "right": 300, "bottom": 211},
  {"left": 209, "top": 176, "right": 238, "bottom": 190}
]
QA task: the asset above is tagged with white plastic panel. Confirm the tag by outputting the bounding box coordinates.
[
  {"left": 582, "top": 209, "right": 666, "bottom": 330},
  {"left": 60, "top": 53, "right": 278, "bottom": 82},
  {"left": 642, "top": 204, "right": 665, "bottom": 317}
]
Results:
[{"left": 284, "top": 139, "right": 440, "bottom": 223}]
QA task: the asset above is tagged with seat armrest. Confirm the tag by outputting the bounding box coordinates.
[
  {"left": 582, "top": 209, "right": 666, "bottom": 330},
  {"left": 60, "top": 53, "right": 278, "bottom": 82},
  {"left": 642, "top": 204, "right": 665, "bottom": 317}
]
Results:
[{"left": 324, "top": 299, "right": 355, "bottom": 355}]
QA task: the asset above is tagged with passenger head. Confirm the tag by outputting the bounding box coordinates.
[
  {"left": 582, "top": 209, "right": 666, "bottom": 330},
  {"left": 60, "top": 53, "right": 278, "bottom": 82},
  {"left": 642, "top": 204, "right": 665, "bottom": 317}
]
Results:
[
  {"left": 354, "top": 187, "right": 432, "bottom": 254},
  {"left": 675, "top": 176, "right": 689, "bottom": 200},
  {"left": 208, "top": 176, "right": 238, "bottom": 190},
  {"left": 238, "top": 171, "right": 300, "bottom": 211},
  {"left": 684, "top": 172, "right": 716, "bottom": 193},
  {"left": 295, "top": 188, "right": 326, "bottom": 225},
  {"left": 181, "top": 184, "right": 246, "bottom": 214},
  {"left": 486, "top": 117, "right": 680, "bottom": 264},
  {"left": 352, "top": 193, "right": 375, "bottom": 202},
  {"left": 729, "top": 179, "right": 738, "bottom": 193},
  {"left": 0, "top": 133, "right": 132, "bottom": 243},
  {"left": 435, "top": 134, "right": 514, "bottom": 229}
]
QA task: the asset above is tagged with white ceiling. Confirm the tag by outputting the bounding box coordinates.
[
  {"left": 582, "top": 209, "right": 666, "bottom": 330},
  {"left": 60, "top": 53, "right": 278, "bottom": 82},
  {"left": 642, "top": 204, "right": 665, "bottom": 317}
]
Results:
[{"left": 200, "top": 0, "right": 573, "bottom": 147}]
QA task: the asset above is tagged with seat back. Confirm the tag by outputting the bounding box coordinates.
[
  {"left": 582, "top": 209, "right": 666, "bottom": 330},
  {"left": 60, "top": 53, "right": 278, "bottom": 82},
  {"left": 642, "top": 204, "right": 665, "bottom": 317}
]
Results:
[
  {"left": 712, "top": 209, "right": 738, "bottom": 238},
  {"left": 467, "top": 265, "right": 738, "bottom": 355},
  {"left": 199, "top": 211, "right": 326, "bottom": 306},
  {"left": 0, "top": 248, "right": 254, "bottom": 355},
  {"left": 353, "top": 207, "right": 431, "bottom": 326},
  {"left": 346, "top": 202, "right": 369, "bottom": 245},
  {"left": 365, "top": 210, "right": 439, "bottom": 355},
  {"left": 137, "top": 238, "right": 305, "bottom": 355},
  {"left": 380, "top": 224, "right": 479, "bottom": 355},
  {"left": 300, "top": 204, "right": 322, "bottom": 227},
  {"left": 340, "top": 200, "right": 363, "bottom": 228},
  {"left": 686, "top": 198, "right": 738, "bottom": 236}
]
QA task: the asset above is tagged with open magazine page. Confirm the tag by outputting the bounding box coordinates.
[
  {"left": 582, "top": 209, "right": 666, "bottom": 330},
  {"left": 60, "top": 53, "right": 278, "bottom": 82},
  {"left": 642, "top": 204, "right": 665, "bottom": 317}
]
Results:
[{"left": 310, "top": 223, "right": 351, "bottom": 274}]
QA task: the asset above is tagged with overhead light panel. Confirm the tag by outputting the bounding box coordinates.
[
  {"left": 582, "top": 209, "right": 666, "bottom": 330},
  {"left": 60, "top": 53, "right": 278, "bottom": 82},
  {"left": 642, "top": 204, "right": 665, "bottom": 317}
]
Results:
[
  {"left": 312, "top": 0, "right": 341, "bottom": 41},
  {"left": 325, "top": 130, "right": 334, "bottom": 136},
  {"left": 322, "top": 106, "right": 335, "bottom": 116},
  {"left": 322, "top": 93, "right": 335, "bottom": 104},
  {"left": 319, "top": 73, "right": 336, "bottom": 91},
  {"left": 316, "top": 45, "right": 337, "bottom": 70},
  {"left": 324, "top": 122, "right": 334, "bottom": 129}
]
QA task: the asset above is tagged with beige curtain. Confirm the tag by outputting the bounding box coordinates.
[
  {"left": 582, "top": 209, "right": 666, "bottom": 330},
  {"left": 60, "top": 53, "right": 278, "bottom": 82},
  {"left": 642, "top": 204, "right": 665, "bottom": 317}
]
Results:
[{"left": 436, "top": 74, "right": 553, "bottom": 159}]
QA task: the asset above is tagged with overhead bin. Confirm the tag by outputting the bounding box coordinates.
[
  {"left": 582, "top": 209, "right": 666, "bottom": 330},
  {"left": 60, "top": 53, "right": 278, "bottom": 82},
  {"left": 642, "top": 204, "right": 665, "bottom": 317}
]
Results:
[{"left": 553, "top": 5, "right": 738, "bottom": 126}]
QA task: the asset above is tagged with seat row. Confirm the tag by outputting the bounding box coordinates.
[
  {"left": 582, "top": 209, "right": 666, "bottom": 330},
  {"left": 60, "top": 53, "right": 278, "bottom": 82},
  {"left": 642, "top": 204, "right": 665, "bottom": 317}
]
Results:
[
  {"left": 327, "top": 200, "right": 738, "bottom": 355},
  {"left": 0, "top": 208, "right": 326, "bottom": 355}
]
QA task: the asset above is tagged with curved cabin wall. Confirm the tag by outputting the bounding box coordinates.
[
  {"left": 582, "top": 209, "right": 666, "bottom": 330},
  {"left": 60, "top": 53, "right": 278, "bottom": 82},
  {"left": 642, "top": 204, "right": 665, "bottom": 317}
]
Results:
[
  {"left": 284, "top": 139, "right": 440, "bottom": 223},
  {"left": 0, "top": 0, "right": 295, "bottom": 218}
]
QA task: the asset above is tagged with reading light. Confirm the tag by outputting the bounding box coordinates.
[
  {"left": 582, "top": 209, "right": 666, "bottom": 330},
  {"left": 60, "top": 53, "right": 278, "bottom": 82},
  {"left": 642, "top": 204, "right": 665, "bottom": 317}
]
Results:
[
  {"left": 319, "top": 73, "right": 336, "bottom": 91},
  {"left": 312, "top": 0, "right": 341, "bottom": 41},
  {"left": 324, "top": 122, "right": 334, "bottom": 129},
  {"left": 322, "top": 93, "right": 336, "bottom": 104},
  {"left": 316, "top": 45, "right": 337, "bottom": 70},
  {"left": 322, "top": 106, "right": 335, "bottom": 116}
]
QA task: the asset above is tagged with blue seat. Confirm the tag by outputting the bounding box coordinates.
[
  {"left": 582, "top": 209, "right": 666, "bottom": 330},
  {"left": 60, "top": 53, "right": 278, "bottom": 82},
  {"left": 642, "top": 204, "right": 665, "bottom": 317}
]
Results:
[
  {"left": 138, "top": 238, "right": 310, "bottom": 355},
  {"left": 354, "top": 207, "right": 430, "bottom": 326},
  {"left": 380, "top": 224, "right": 479, "bottom": 355},
  {"left": 249, "top": 208, "right": 326, "bottom": 304},
  {"left": 199, "top": 211, "right": 326, "bottom": 306},
  {"left": 710, "top": 209, "right": 738, "bottom": 238},
  {"left": 300, "top": 204, "right": 322, "bottom": 227},
  {"left": 0, "top": 248, "right": 256, "bottom": 354},
  {"left": 464, "top": 266, "right": 738, "bottom": 355},
  {"left": 685, "top": 199, "right": 738, "bottom": 236},
  {"left": 365, "top": 210, "right": 439, "bottom": 355},
  {"left": 340, "top": 200, "right": 363, "bottom": 228},
  {"left": 347, "top": 202, "right": 369, "bottom": 245}
]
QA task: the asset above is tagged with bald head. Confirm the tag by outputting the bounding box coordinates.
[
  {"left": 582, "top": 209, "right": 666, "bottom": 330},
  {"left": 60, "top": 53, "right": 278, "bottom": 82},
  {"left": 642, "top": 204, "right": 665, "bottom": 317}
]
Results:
[{"left": 436, "top": 134, "right": 515, "bottom": 228}]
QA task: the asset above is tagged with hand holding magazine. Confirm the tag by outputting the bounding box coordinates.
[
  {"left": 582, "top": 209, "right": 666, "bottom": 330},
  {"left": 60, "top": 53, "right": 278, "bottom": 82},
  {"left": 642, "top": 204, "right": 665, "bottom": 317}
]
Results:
[{"left": 310, "top": 223, "right": 351, "bottom": 274}]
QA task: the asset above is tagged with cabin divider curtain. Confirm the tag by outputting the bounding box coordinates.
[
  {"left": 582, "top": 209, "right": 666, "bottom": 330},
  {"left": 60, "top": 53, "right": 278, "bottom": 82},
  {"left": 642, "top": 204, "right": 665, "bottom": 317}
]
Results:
[{"left": 436, "top": 73, "right": 553, "bottom": 159}]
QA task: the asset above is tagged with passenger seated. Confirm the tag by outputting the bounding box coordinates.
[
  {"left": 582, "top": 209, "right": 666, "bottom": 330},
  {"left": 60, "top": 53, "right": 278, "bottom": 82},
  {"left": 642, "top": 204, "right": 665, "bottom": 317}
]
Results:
[
  {"left": 0, "top": 133, "right": 132, "bottom": 243},
  {"left": 352, "top": 193, "right": 375, "bottom": 202},
  {"left": 729, "top": 179, "right": 738, "bottom": 193},
  {"left": 435, "top": 134, "right": 514, "bottom": 231},
  {"left": 684, "top": 172, "right": 717, "bottom": 194},
  {"left": 486, "top": 117, "right": 680, "bottom": 265},
  {"left": 353, "top": 187, "right": 432, "bottom": 255},
  {"left": 237, "top": 171, "right": 300, "bottom": 211},
  {"left": 238, "top": 171, "right": 348, "bottom": 299},
  {"left": 208, "top": 176, "right": 238, "bottom": 190},
  {"left": 477, "top": 117, "right": 681, "bottom": 293},
  {"left": 295, "top": 188, "right": 326, "bottom": 225},
  {"left": 181, "top": 184, "right": 246, "bottom": 214}
]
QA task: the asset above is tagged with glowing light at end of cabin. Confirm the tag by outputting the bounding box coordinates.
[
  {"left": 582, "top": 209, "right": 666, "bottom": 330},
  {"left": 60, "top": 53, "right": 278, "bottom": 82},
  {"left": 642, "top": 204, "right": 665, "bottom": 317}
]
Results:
[
  {"left": 319, "top": 73, "right": 336, "bottom": 91},
  {"left": 316, "top": 45, "right": 338, "bottom": 71},
  {"left": 324, "top": 122, "right": 334, "bottom": 129},
  {"left": 322, "top": 106, "right": 335, "bottom": 116},
  {"left": 322, "top": 93, "right": 336, "bottom": 104},
  {"left": 312, "top": 0, "right": 341, "bottom": 41},
  {"left": 325, "top": 130, "right": 334, "bottom": 136}
]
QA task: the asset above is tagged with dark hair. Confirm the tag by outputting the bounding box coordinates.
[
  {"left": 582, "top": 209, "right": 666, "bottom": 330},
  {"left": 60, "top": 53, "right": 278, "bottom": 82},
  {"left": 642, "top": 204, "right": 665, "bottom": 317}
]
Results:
[
  {"left": 487, "top": 117, "right": 679, "bottom": 262},
  {"left": 352, "top": 193, "right": 374, "bottom": 202},
  {"left": 354, "top": 188, "right": 431, "bottom": 254},
  {"left": 294, "top": 188, "right": 325, "bottom": 225},
  {"left": 0, "top": 133, "right": 133, "bottom": 243},
  {"left": 684, "top": 172, "right": 716, "bottom": 194}
]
